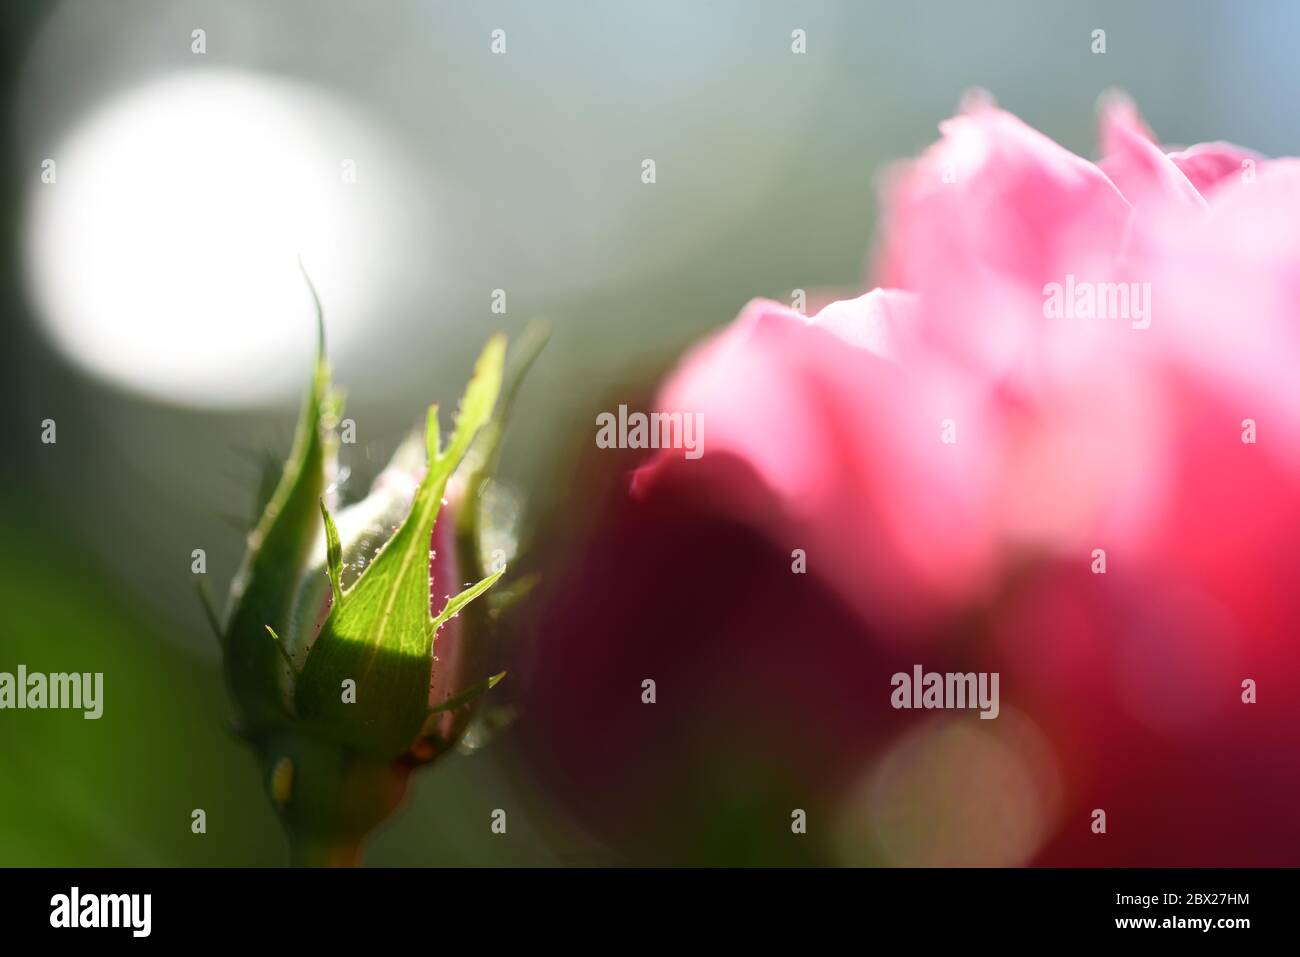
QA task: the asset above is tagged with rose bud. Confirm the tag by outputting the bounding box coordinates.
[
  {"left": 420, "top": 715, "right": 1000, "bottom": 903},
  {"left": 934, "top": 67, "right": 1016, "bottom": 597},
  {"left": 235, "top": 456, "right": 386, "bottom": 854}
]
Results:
[{"left": 208, "top": 304, "right": 542, "bottom": 865}]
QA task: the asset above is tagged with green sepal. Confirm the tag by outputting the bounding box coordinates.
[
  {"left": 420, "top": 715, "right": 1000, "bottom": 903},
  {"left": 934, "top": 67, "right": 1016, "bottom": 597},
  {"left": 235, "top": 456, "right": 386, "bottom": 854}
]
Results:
[
  {"left": 319, "top": 500, "right": 344, "bottom": 610},
  {"left": 294, "top": 336, "right": 506, "bottom": 758},
  {"left": 433, "top": 567, "right": 504, "bottom": 633},
  {"left": 219, "top": 275, "right": 337, "bottom": 732},
  {"left": 456, "top": 321, "right": 550, "bottom": 567},
  {"left": 424, "top": 671, "right": 506, "bottom": 723}
]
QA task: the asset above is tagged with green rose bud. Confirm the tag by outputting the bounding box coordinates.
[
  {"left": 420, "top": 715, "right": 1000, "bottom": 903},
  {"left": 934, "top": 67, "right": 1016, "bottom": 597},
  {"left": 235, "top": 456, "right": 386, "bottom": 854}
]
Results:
[{"left": 202, "top": 279, "right": 543, "bottom": 865}]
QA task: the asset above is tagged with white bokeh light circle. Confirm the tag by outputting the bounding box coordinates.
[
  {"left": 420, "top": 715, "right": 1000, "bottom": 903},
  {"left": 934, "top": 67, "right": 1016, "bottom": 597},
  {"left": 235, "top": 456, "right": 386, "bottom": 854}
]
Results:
[{"left": 24, "top": 70, "right": 411, "bottom": 407}]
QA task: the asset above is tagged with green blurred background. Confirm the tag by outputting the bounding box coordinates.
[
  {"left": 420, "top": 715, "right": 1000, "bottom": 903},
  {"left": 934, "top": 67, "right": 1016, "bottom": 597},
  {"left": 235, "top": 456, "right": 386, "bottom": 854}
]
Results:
[{"left": 2, "top": 0, "right": 1298, "bottom": 865}]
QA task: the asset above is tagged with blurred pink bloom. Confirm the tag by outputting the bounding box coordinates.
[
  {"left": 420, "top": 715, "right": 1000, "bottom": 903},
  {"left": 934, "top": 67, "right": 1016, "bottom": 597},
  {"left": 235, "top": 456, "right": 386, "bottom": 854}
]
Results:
[
  {"left": 641, "top": 93, "right": 1300, "bottom": 633},
  {"left": 530, "top": 95, "right": 1300, "bottom": 865}
]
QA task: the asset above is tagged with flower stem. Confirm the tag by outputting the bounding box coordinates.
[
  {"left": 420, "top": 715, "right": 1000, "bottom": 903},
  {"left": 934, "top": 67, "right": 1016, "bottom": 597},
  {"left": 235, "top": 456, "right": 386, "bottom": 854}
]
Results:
[
  {"left": 259, "top": 730, "right": 411, "bottom": 868},
  {"left": 289, "top": 833, "right": 363, "bottom": 868}
]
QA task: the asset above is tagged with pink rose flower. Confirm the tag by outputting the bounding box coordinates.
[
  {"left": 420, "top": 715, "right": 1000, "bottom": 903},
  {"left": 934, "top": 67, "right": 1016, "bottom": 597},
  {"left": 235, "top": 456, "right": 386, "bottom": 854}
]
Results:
[{"left": 525, "top": 95, "right": 1300, "bottom": 865}]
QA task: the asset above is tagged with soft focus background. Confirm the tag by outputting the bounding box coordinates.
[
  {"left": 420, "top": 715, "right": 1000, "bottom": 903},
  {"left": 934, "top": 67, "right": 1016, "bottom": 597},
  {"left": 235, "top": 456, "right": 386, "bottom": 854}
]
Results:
[{"left": 2, "top": 0, "right": 1299, "bottom": 865}]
